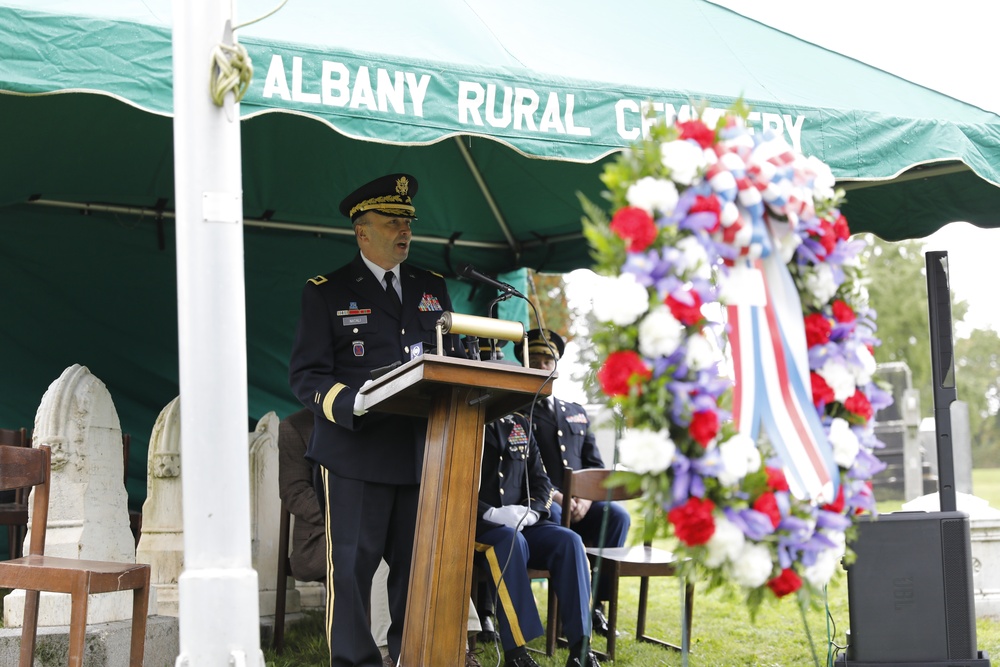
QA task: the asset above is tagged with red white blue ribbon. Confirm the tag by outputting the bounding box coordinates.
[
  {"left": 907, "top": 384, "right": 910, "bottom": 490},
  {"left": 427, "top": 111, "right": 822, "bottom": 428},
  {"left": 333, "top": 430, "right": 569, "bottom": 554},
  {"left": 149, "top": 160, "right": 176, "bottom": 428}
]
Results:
[{"left": 728, "top": 255, "right": 838, "bottom": 502}]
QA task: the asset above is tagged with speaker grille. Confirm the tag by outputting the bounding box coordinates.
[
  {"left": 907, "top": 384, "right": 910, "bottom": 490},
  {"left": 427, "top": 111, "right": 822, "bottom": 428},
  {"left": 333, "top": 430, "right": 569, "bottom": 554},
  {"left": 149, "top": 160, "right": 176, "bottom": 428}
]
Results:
[{"left": 942, "top": 518, "right": 973, "bottom": 658}]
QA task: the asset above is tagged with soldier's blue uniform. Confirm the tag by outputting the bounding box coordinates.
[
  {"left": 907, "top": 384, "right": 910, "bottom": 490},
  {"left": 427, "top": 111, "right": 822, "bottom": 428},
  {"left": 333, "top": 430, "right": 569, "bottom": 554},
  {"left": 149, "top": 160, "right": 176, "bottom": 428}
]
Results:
[
  {"left": 475, "top": 411, "right": 594, "bottom": 662},
  {"left": 289, "top": 173, "right": 464, "bottom": 667},
  {"left": 520, "top": 329, "right": 630, "bottom": 615}
]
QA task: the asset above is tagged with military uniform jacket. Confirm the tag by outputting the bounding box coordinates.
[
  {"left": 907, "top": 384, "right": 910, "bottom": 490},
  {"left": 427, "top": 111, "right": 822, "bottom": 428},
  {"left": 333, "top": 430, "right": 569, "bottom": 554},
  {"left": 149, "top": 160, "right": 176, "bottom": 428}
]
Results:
[
  {"left": 289, "top": 253, "right": 462, "bottom": 485},
  {"left": 478, "top": 412, "right": 554, "bottom": 527},
  {"left": 533, "top": 398, "right": 604, "bottom": 491}
]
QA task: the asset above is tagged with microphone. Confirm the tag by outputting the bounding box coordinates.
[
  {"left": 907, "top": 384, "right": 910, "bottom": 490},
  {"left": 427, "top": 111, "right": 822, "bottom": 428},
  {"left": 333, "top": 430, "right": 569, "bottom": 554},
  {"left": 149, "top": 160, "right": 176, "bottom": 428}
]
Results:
[{"left": 457, "top": 263, "right": 525, "bottom": 299}]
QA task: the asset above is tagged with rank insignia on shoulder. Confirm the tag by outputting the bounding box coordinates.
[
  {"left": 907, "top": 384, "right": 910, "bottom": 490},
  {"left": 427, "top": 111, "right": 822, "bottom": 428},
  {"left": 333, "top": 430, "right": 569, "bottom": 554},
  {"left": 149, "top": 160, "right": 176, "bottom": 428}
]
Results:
[
  {"left": 429, "top": 270, "right": 444, "bottom": 278},
  {"left": 307, "top": 275, "right": 328, "bottom": 285}
]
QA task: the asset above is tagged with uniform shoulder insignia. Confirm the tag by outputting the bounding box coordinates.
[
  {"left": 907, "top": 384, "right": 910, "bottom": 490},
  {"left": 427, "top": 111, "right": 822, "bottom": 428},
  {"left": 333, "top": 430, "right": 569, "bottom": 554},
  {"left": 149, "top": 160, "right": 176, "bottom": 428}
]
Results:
[
  {"left": 429, "top": 270, "right": 443, "bottom": 278},
  {"left": 307, "top": 275, "right": 328, "bottom": 286}
]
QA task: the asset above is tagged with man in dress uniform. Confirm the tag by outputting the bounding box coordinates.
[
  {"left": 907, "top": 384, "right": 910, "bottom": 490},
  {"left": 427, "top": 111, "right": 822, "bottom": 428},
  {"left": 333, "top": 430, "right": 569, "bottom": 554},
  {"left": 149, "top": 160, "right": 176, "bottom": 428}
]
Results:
[
  {"left": 475, "top": 351, "right": 602, "bottom": 667},
  {"left": 288, "top": 173, "right": 464, "bottom": 667},
  {"left": 516, "top": 329, "right": 631, "bottom": 637}
]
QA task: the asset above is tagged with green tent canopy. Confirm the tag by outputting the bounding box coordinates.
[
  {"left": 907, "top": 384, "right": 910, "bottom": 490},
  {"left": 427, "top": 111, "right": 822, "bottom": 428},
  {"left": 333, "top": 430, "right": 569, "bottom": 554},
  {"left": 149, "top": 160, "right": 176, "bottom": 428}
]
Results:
[{"left": 2, "top": 0, "right": 1000, "bottom": 509}]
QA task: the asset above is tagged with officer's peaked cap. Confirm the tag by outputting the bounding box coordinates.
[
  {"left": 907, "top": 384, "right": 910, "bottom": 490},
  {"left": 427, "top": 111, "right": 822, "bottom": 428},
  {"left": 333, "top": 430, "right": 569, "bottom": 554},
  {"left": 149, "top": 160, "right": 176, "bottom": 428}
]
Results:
[
  {"left": 339, "top": 173, "right": 418, "bottom": 222},
  {"left": 514, "top": 328, "right": 565, "bottom": 363}
]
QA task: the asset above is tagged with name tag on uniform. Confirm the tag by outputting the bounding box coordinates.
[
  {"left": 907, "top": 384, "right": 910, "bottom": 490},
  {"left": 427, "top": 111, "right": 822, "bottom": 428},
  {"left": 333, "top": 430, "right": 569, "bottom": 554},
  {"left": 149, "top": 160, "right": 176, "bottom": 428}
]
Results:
[{"left": 343, "top": 315, "right": 368, "bottom": 325}]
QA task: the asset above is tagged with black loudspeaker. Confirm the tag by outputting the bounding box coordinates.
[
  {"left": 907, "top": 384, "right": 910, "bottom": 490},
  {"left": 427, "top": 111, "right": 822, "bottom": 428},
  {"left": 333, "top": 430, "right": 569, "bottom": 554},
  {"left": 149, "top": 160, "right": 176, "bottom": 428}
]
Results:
[{"left": 839, "top": 511, "right": 990, "bottom": 667}]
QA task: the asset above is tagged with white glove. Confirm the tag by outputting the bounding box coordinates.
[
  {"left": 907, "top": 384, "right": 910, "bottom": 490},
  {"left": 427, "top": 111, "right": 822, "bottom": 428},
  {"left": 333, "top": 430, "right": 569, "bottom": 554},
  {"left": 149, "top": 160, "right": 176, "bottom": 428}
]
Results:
[
  {"left": 353, "top": 380, "right": 374, "bottom": 416},
  {"left": 523, "top": 509, "right": 540, "bottom": 527},
  {"left": 484, "top": 505, "right": 533, "bottom": 531}
]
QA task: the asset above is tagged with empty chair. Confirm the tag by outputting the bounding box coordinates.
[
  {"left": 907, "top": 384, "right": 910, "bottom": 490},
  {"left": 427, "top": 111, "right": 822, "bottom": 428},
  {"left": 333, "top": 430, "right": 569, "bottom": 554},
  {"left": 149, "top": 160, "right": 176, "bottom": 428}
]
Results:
[
  {"left": 561, "top": 467, "right": 694, "bottom": 662},
  {"left": 0, "top": 444, "right": 151, "bottom": 667}
]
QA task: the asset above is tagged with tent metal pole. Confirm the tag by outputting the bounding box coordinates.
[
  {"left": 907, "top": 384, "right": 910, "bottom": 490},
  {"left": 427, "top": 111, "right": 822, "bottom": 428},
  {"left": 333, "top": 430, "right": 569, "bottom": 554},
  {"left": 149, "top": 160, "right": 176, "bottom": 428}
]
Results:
[
  {"left": 26, "top": 197, "right": 524, "bottom": 250},
  {"left": 453, "top": 136, "right": 520, "bottom": 257},
  {"left": 172, "top": 1, "right": 264, "bottom": 666}
]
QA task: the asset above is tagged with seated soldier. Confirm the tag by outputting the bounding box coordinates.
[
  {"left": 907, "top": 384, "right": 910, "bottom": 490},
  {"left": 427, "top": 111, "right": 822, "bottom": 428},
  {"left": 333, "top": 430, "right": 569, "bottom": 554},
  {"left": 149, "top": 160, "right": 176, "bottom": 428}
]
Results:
[
  {"left": 517, "top": 329, "right": 631, "bottom": 636},
  {"left": 279, "top": 408, "right": 482, "bottom": 667},
  {"left": 473, "top": 346, "right": 602, "bottom": 667}
]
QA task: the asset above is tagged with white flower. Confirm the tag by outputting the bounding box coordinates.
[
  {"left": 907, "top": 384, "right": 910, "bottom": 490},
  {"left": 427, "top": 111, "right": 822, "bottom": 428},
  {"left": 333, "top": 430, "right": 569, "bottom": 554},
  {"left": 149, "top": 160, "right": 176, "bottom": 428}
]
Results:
[
  {"left": 769, "top": 219, "right": 803, "bottom": 265},
  {"left": 675, "top": 236, "right": 712, "bottom": 280},
  {"left": 626, "top": 176, "right": 679, "bottom": 217},
  {"left": 618, "top": 428, "right": 676, "bottom": 474},
  {"left": 818, "top": 360, "right": 856, "bottom": 403},
  {"left": 591, "top": 273, "right": 649, "bottom": 326},
  {"left": 804, "top": 155, "right": 836, "bottom": 201},
  {"left": 638, "top": 306, "right": 685, "bottom": 358},
  {"left": 804, "top": 262, "right": 839, "bottom": 306},
  {"left": 731, "top": 543, "right": 774, "bottom": 589},
  {"left": 684, "top": 332, "right": 719, "bottom": 371},
  {"left": 852, "top": 344, "right": 877, "bottom": 386},
  {"left": 660, "top": 140, "right": 709, "bottom": 186},
  {"left": 804, "top": 531, "right": 846, "bottom": 588},
  {"left": 704, "top": 515, "right": 746, "bottom": 568},
  {"left": 828, "top": 417, "right": 861, "bottom": 468},
  {"left": 716, "top": 433, "right": 762, "bottom": 486}
]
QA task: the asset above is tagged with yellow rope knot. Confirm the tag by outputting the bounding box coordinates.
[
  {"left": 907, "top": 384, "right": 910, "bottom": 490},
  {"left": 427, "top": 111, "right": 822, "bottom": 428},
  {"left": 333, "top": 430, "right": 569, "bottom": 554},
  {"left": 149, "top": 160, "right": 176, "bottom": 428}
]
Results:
[{"left": 210, "top": 42, "right": 253, "bottom": 107}]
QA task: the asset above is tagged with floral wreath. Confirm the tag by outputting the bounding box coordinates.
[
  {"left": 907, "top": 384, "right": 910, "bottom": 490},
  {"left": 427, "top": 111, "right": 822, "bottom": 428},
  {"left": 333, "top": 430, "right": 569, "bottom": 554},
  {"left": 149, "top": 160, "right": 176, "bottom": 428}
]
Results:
[{"left": 581, "top": 104, "right": 892, "bottom": 612}]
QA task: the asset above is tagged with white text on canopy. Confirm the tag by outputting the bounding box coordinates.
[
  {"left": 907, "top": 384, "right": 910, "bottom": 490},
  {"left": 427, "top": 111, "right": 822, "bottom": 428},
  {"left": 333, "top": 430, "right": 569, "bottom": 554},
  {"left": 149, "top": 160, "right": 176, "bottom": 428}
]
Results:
[
  {"left": 262, "top": 55, "right": 431, "bottom": 116},
  {"left": 615, "top": 100, "right": 806, "bottom": 153},
  {"left": 457, "top": 82, "right": 592, "bottom": 137}
]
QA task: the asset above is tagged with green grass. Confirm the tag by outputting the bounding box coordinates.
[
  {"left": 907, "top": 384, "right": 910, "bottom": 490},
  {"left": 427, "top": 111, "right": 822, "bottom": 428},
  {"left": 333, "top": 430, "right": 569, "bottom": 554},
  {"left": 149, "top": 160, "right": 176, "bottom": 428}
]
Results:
[
  {"left": 262, "top": 467, "right": 1000, "bottom": 666},
  {"left": 6, "top": 470, "right": 1000, "bottom": 665}
]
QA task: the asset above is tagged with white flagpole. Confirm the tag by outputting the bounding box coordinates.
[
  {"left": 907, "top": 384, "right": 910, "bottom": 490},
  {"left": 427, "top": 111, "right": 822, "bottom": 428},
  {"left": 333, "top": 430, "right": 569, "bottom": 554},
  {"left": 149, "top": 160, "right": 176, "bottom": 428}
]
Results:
[{"left": 172, "top": 1, "right": 263, "bottom": 665}]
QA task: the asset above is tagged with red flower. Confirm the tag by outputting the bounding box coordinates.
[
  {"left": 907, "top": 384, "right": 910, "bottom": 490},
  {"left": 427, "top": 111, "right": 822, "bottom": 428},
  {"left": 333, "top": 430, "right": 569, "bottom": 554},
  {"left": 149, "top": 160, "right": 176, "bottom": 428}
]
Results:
[
  {"left": 844, "top": 389, "right": 873, "bottom": 420},
  {"left": 814, "top": 219, "right": 837, "bottom": 256},
  {"left": 689, "top": 195, "right": 721, "bottom": 231},
  {"left": 753, "top": 491, "right": 782, "bottom": 528},
  {"left": 667, "top": 497, "right": 716, "bottom": 546},
  {"left": 803, "top": 313, "right": 831, "bottom": 348},
  {"left": 822, "top": 484, "right": 845, "bottom": 513},
  {"left": 833, "top": 213, "right": 851, "bottom": 241},
  {"left": 765, "top": 467, "right": 789, "bottom": 492},
  {"left": 609, "top": 206, "right": 657, "bottom": 252},
  {"left": 688, "top": 409, "right": 719, "bottom": 447},
  {"left": 597, "top": 351, "right": 651, "bottom": 397},
  {"left": 810, "top": 372, "right": 835, "bottom": 408},
  {"left": 677, "top": 120, "right": 716, "bottom": 149},
  {"left": 767, "top": 568, "right": 802, "bottom": 598},
  {"left": 832, "top": 300, "right": 856, "bottom": 324},
  {"left": 666, "top": 290, "right": 704, "bottom": 326}
]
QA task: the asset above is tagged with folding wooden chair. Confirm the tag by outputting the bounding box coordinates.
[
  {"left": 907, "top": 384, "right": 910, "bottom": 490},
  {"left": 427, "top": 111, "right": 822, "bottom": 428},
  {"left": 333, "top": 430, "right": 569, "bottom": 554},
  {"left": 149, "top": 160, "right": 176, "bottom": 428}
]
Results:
[
  {"left": 561, "top": 467, "right": 694, "bottom": 662},
  {"left": 0, "top": 444, "right": 151, "bottom": 667}
]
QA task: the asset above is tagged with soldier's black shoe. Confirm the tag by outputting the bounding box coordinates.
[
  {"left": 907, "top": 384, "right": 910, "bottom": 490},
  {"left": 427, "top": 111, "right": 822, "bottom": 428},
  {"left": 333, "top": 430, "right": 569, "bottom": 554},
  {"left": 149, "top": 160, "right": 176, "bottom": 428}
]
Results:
[
  {"left": 503, "top": 646, "right": 541, "bottom": 667},
  {"left": 477, "top": 615, "right": 497, "bottom": 642},
  {"left": 565, "top": 650, "right": 602, "bottom": 667},
  {"left": 591, "top": 607, "right": 618, "bottom": 637},
  {"left": 566, "top": 640, "right": 602, "bottom": 667}
]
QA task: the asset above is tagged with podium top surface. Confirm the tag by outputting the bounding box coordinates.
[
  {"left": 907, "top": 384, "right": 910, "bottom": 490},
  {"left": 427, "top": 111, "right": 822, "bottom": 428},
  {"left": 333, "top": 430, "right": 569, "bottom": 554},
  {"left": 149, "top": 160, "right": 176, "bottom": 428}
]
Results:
[{"left": 359, "top": 354, "right": 555, "bottom": 421}]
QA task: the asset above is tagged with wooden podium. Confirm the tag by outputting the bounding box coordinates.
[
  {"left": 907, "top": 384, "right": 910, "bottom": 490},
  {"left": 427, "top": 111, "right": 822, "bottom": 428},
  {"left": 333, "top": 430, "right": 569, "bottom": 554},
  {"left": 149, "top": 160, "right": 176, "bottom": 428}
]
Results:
[{"left": 360, "top": 354, "right": 554, "bottom": 667}]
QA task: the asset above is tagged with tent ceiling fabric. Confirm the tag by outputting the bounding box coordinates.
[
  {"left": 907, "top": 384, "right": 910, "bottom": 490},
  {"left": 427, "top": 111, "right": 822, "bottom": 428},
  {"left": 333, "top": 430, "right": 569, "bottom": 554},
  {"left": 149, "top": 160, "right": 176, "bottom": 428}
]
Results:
[
  {"left": 4, "top": 0, "right": 1000, "bottom": 509},
  {"left": 3, "top": 0, "right": 1000, "bottom": 260}
]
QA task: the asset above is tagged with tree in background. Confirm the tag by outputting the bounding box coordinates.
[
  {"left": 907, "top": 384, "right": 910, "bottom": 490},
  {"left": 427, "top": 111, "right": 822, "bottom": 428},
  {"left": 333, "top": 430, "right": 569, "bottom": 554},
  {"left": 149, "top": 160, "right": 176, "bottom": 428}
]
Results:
[
  {"left": 860, "top": 234, "right": 1000, "bottom": 466},
  {"left": 525, "top": 270, "right": 571, "bottom": 341}
]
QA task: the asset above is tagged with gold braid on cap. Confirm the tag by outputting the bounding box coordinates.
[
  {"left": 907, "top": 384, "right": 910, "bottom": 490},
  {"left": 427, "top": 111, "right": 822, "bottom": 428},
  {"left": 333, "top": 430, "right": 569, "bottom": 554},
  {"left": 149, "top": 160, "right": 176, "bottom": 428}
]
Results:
[
  {"left": 350, "top": 176, "right": 415, "bottom": 219},
  {"left": 527, "top": 339, "right": 560, "bottom": 360}
]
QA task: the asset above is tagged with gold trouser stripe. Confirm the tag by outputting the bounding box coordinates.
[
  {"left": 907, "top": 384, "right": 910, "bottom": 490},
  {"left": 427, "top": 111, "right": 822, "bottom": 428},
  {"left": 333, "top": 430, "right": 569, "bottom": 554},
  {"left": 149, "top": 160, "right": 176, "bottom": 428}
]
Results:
[
  {"left": 323, "top": 383, "right": 347, "bottom": 423},
  {"left": 475, "top": 541, "right": 527, "bottom": 647},
  {"left": 322, "top": 467, "right": 334, "bottom": 660}
]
